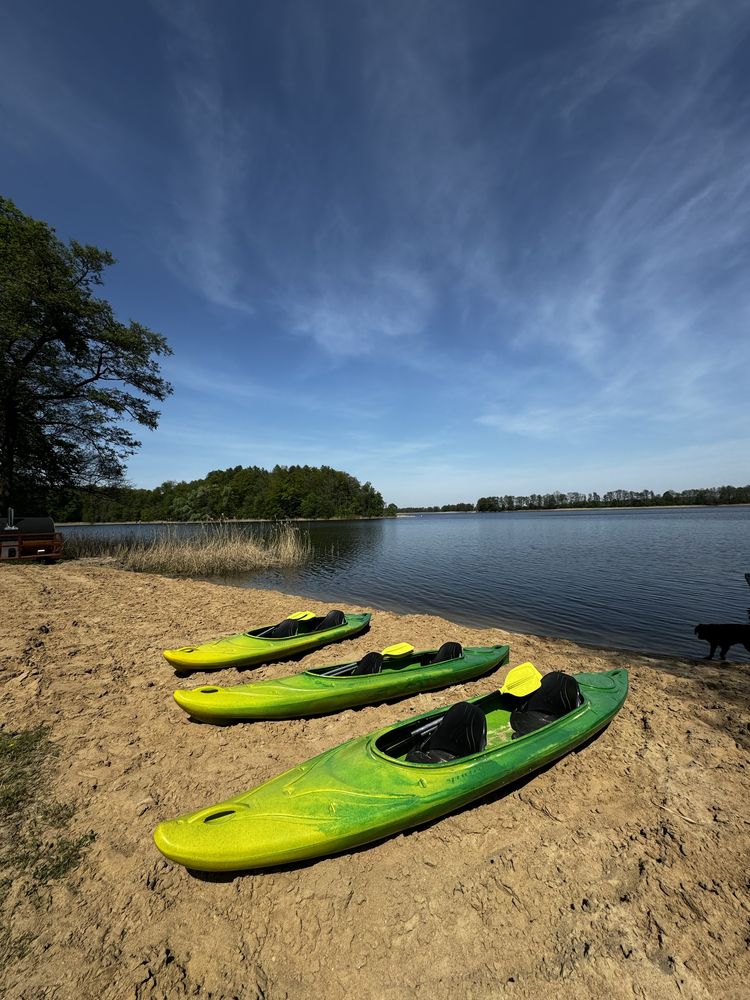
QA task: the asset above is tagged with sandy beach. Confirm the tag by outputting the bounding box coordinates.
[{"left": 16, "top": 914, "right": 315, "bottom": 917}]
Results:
[{"left": 1, "top": 562, "right": 748, "bottom": 1000}]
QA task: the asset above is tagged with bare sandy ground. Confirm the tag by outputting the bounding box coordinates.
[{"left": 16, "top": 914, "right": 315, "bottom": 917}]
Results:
[{"left": 0, "top": 563, "right": 748, "bottom": 1000}]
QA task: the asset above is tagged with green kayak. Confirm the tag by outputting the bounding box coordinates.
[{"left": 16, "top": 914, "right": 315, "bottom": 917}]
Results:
[
  {"left": 154, "top": 667, "right": 628, "bottom": 871},
  {"left": 163, "top": 610, "right": 371, "bottom": 671},
  {"left": 172, "top": 642, "right": 511, "bottom": 722}
]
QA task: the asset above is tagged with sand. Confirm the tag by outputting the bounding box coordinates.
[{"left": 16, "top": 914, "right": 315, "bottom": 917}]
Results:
[{"left": 0, "top": 562, "right": 748, "bottom": 1000}]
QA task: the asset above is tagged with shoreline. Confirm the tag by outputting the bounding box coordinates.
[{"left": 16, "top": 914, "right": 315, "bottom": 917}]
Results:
[
  {"left": 55, "top": 554, "right": 736, "bottom": 663},
  {"left": 56, "top": 500, "right": 750, "bottom": 527},
  {"left": 1, "top": 563, "right": 747, "bottom": 999},
  {"left": 57, "top": 515, "right": 395, "bottom": 526},
  {"left": 231, "top": 576, "right": 744, "bottom": 665},
  {"left": 399, "top": 503, "right": 750, "bottom": 515}
]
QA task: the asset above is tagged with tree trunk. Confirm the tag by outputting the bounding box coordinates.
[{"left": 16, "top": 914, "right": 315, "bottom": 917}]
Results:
[{"left": 0, "top": 398, "right": 17, "bottom": 511}]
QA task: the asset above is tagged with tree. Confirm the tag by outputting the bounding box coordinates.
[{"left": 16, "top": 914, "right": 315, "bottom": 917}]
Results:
[
  {"left": 476, "top": 496, "right": 501, "bottom": 512},
  {"left": 0, "top": 196, "right": 172, "bottom": 510}
]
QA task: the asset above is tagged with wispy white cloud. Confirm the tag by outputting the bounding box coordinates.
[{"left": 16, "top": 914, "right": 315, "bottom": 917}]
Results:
[
  {"left": 128, "top": 415, "right": 447, "bottom": 490},
  {"left": 287, "top": 260, "right": 434, "bottom": 356},
  {"left": 166, "top": 357, "right": 390, "bottom": 420},
  {"left": 558, "top": 0, "right": 709, "bottom": 120},
  {"left": 5, "top": 0, "right": 749, "bottom": 500},
  {"left": 266, "top": 0, "right": 750, "bottom": 411},
  {"left": 153, "top": 0, "right": 261, "bottom": 313},
  {"left": 460, "top": 0, "right": 750, "bottom": 437},
  {"left": 151, "top": 0, "right": 750, "bottom": 409}
]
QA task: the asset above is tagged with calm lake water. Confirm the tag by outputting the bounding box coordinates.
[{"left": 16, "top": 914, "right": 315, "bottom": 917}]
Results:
[{"left": 62, "top": 508, "right": 750, "bottom": 660}]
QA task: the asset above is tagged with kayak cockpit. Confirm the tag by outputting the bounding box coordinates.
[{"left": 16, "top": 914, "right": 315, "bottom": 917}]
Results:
[
  {"left": 309, "top": 641, "right": 464, "bottom": 679},
  {"left": 246, "top": 610, "right": 347, "bottom": 640},
  {"left": 374, "top": 672, "right": 585, "bottom": 764}
]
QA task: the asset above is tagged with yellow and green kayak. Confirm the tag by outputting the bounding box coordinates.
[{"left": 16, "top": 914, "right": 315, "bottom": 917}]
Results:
[
  {"left": 163, "top": 610, "right": 371, "bottom": 671},
  {"left": 154, "top": 667, "right": 628, "bottom": 871},
  {"left": 172, "top": 642, "right": 510, "bottom": 722}
]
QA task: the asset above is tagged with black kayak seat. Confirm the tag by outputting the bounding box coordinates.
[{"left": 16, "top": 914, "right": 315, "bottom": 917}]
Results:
[
  {"left": 510, "top": 671, "right": 583, "bottom": 738},
  {"left": 406, "top": 701, "right": 487, "bottom": 764},
  {"left": 266, "top": 618, "right": 301, "bottom": 639},
  {"left": 318, "top": 609, "right": 346, "bottom": 631},
  {"left": 351, "top": 652, "right": 384, "bottom": 676},
  {"left": 264, "top": 609, "right": 346, "bottom": 639},
  {"left": 431, "top": 641, "right": 463, "bottom": 664}
]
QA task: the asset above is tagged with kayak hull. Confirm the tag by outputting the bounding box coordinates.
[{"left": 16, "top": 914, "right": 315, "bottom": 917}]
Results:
[
  {"left": 173, "top": 644, "right": 510, "bottom": 721},
  {"left": 163, "top": 613, "right": 371, "bottom": 670},
  {"left": 154, "top": 669, "right": 628, "bottom": 871}
]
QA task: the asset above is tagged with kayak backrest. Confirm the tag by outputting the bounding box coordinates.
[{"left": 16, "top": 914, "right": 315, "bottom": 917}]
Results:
[
  {"left": 351, "top": 652, "right": 384, "bottom": 676},
  {"left": 406, "top": 702, "right": 487, "bottom": 763},
  {"left": 510, "top": 672, "right": 583, "bottom": 737},
  {"left": 318, "top": 609, "right": 346, "bottom": 631},
  {"left": 266, "top": 618, "right": 302, "bottom": 639},
  {"left": 431, "top": 642, "right": 463, "bottom": 664},
  {"left": 428, "top": 702, "right": 487, "bottom": 757},
  {"left": 258, "top": 609, "right": 347, "bottom": 639}
]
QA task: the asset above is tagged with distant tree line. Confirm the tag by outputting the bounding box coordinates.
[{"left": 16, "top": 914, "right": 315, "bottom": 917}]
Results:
[
  {"left": 399, "top": 503, "right": 476, "bottom": 513},
  {"left": 55, "top": 464, "right": 395, "bottom": 522},
  {"left": 399, "top": 485, "right": 750, "bottom": 513}
]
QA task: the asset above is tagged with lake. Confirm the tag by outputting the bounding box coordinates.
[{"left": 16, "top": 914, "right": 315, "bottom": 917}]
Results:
[{"left": 61, "top": 507, "right": 750, "bottom": 660}]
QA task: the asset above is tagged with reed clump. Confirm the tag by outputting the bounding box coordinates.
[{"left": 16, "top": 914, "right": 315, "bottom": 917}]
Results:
[{"left": 63, "top": 523, "right": 311, "bottom": 576}]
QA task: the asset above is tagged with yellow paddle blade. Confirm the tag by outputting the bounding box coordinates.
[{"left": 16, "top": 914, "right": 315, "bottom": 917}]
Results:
[
  {"left": 288, "top": 611, "right": 315, "bottom": 621},
  {"left": 382, "top": 642, "right": 415, "bottom": 657},
  {"left": 500, "top": 662, "right": 542, "bottom": 697}
]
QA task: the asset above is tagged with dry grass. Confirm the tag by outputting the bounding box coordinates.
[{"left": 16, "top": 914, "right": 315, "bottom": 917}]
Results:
[{"left": 63, "top": 522, "right": 311, "bottom": 576}]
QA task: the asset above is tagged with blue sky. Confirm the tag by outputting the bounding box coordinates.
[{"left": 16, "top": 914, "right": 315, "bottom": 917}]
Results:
[{"left": 2, "top": 0, "right": 749, "bottom": 505}]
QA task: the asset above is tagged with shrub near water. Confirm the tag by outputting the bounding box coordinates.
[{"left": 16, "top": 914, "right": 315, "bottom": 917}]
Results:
[{"left": 64, "top": 522, "right": 311, "bottom": 576}]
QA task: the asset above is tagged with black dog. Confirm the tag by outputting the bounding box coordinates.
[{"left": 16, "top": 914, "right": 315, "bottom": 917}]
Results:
[{"left": 694, "top": 624, "right": 750, "bottom": 660}]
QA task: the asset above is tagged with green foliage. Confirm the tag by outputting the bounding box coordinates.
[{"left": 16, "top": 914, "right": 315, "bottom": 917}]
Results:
[
  {"left": 398, "top": 503, "right": 475, "bottom": 513},
  {"left": 406, "top": 487, "right": 750, "bottom": 513},
  {"left": 0, "top": 195, "right": 172, "bottom": 509},
  {"left": 475, "top": 496, "right": 501, "bottom": 512},
  {"left": 0, "top": 724, "right": 95, "bottom": 972},
  {"left": 0, "top": 726, "right": 55, "bottom": 818},
  {"left": 473, "top": 486, "right": 750, "bottom": 511},
  {"left": 29, "top": 831, "right": 96, "bottom": 884},
  {"left": 61, "top": 463, "right": 389, "bottom": 522}
]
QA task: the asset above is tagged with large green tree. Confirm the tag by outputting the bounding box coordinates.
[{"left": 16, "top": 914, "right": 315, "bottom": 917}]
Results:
[{"left": 0, "top": 196, "right": 172, "bottom": 511}]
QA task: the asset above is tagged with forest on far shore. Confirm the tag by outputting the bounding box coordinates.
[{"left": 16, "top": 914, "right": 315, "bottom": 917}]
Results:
[
  {"left": 42, "top": 479, "right": 750, "bottom": 523},
  {"left": 53, "top": 464, "right": 395, "bottom": 522},
  {"left": 399, "top": 484, "right": 750, "bottom": 513}
]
